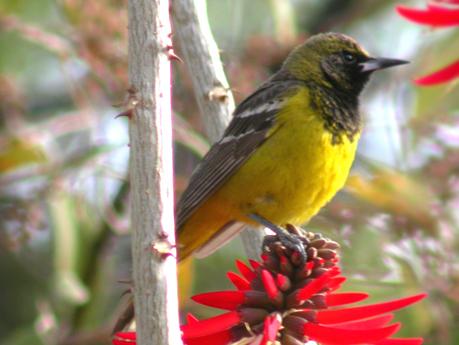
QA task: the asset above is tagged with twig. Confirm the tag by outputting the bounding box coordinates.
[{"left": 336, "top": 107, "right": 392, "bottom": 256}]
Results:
[
  {"left": 127, "top": 0, "right": 181, "bottom": 344},
  {"left": 171, "top": 0, "right": 264, "bottom": 259}
]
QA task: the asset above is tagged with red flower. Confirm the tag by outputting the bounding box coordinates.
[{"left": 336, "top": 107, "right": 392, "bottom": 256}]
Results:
[
  {"left": 112, "top": 331, "right": 136, "bottom": 345},
  {"left": 414, "top": 60, "right": 459, "bottom": 85},
  {"left": 396, "top": 1, "right": 459, "bottom": 85},
  {"left": 180, "top": 229, "right": 426, "bottom": 345},
  {"left": 112, "top": 228, "right": 426, "bottom": 345},
  {"left": 396, "top": 4, "right": 459, "bottom": 27}
]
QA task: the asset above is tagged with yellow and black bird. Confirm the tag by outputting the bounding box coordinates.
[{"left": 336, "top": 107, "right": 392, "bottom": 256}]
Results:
[
  {"left": 114, "top": 32, "right": 408, "bottom": 333},
  {"left": 176, "top": 32, "right": 408, "bottom": 260}
]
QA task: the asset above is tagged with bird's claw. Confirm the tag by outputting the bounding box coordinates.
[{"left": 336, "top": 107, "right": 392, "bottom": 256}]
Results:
[
  {"left": 249, "top": 213, "right": 308, "bottom": 265},
  {"left": 276, "top": 230, "right": 307, "bottom": 265}
]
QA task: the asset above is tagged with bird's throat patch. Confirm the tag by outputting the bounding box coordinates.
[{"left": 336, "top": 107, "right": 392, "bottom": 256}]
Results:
[{"left": 309, "top": 84, "right": 361, "bottom": 145}]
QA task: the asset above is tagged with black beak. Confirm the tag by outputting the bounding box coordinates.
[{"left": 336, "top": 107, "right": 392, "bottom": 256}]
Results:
[{"left": 359, "top": 57, "right": 409, "bottom": 73}]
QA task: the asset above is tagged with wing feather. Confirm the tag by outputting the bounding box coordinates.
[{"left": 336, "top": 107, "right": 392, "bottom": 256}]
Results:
[{"left": 176, "top": 79, "right": 303, "bottom": 230}]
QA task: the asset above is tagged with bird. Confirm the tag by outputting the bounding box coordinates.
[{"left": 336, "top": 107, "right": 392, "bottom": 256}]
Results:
[
  {"left": 113, "top": 32, "right": 408, "bottom": 333},
  {"left": 176, "top": 32, "right": 408, "bottom": 261}
]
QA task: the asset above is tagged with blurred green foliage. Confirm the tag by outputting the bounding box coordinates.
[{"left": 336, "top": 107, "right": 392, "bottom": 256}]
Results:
[{"left": 0, "top": 0, "right": 458, "bottom": 344}]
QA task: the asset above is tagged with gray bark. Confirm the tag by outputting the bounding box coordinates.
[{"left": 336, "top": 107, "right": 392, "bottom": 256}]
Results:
[{"left": 128, "top": 0, "right": 181, "bottom": 344}]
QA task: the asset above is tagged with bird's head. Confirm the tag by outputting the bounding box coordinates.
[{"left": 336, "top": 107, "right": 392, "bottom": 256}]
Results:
[{"left": 282, "top": 32, "right": 408, "bottom": 94}]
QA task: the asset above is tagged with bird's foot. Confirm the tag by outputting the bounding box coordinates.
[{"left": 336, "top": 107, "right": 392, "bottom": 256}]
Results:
[{"left": 249, "top": 213, "right": 307, "bottom": 265}]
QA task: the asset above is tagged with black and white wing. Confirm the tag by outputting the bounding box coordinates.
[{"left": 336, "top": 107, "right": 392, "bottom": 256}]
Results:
[{"left": 176, "top": 80, "right": 301, "bottom": 230}]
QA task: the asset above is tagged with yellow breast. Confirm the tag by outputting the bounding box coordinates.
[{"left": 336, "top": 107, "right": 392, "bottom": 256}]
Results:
[{"left": 218, "top": 87, "right": 360, "bottom": 226}]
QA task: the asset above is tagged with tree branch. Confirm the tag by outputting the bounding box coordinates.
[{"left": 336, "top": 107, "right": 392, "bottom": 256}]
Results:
[
  {"left": 128, "top": 0, "right": 181, "bottom": 344},
  {"left": 171, "top": 0, "right": 264, "bottom": 259}
]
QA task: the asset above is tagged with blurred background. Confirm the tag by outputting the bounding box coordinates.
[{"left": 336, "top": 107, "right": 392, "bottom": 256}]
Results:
[{"left": 0, "top": 0, "right": 458, "bottom": 344}]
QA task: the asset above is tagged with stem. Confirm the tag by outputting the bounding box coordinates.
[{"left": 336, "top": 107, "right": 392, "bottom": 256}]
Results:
[
  {"left": 171, "top": 0, "right": 264, "bottom": 259},
  {"left": 127, "top": 0, "right": 181, "bottom": 344}
]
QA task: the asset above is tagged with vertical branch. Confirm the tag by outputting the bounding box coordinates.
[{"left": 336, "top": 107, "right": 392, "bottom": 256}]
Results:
[
  {"left": 171, "top": 0, "right": 264, "bottom": 259},
  {"left": 171, "top": 0, "right": 234, "bottom": 141},
  {"left": 127, "top": 1, "right": 181, "bottom": 344}
]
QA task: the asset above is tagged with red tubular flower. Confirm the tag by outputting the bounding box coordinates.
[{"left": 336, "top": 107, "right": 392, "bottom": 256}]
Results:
[
  {"left": 436, "top": 0, "right": 459, "bottom": 4},
  {"left": 112, "top": 227, "right": 426, "bottom": 345},
  {"left": 396, "top": 4, "right": 459, "bottom": 27},
  {"left": 112, "top": 332, "right": 136, "bottom": 345},
  {"left": 414, "top": 60, "right": 459, "bottom": 85},
  {"left": 180, "top": 227, "right": 427, "bottom": 345},
  {"left": 396, "top": 1, "right": 459, "bottom": 85}
]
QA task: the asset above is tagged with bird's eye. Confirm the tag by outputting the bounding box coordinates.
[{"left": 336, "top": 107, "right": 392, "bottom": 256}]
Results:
[{"left": 342, "top": 52, "right": 356, "bottom": 64}]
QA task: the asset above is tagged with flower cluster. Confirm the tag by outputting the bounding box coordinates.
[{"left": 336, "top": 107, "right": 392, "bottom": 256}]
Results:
[
  {"left": 396, "top": 0, "right": 459, "bottom": 85},
  {"left": 113, "top": 225, "right": 426, "bottom": 345}
]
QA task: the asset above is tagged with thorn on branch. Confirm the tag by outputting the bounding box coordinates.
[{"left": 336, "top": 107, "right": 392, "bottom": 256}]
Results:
[
  {"left": 116, "top": 280, "right": 133, "bottom": 298},
  {"left": 207, "top": 85, "right": 230, "bottom": 103},
  {"left": 114, "top": 86, "right": 139, "bottom": 120},
  {"left": 120, "top": 287, "right": 133, "bottom": 298},
  {"left": 165, "top": 44, "right": 183, "bottom": 62},
  {"left": 115, "top": 109, "right": 134, "bottom": 119},
  {"left": 150, "top": 232, "right": 176, "bottom": 260}
]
